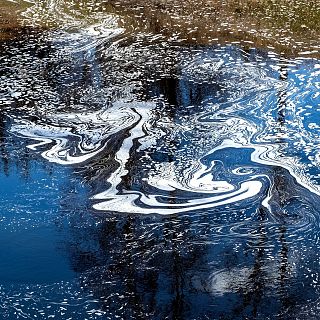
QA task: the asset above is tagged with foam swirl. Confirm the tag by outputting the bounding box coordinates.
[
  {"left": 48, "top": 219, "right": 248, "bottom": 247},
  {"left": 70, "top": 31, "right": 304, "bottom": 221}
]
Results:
[
  {"left": 10, "top": 101, "right": 141, "bottom": 165},
  {"left": 2, "top": 23, "right": 320, "bottom": 216}
]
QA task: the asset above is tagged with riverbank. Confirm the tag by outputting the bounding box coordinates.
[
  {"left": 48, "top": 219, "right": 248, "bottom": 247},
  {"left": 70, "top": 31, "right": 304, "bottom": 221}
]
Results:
[
  {"left": 0, "top": 0, "right": 35, "bottom": 40},
  {"left": 109, "top": 0, "right": 319, "bottom": 56},
  {"left": 0, "top": 0, "right": 319, "bottom": 56}
]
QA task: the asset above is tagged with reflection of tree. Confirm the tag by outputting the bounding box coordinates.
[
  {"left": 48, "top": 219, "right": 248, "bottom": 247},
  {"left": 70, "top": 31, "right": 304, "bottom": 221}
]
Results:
[
  {"left": 0, "top": 111, "right": 9, "bottom": 176},
  {"left": 61, "top": 208, "right": 212, "bottom": 319},
  {"left": 64, "top": 73, "right": 215, "bottom": 318},
  {"left": 273, "top": 65, "right": 292, "bottom": 315},
  {"left": 0, "top": 111, "right": 36, "bottom": 180},
  {"left": 56, "top": 65, "right": 221, "bottom": 319},
  {"left": 227, "top": 64, "right": 293, "bottom": 318}
]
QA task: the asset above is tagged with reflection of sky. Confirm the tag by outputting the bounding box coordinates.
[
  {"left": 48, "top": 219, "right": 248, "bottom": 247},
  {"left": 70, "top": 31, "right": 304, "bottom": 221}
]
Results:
[{"left": 0, "top": 121, "right": 83, "bottom": 283}]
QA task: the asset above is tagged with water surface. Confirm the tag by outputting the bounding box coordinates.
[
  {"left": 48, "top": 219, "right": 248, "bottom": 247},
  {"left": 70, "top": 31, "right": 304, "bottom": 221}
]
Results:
[{"left": 0, "top": 0, "right": 320, "bottom": 319}]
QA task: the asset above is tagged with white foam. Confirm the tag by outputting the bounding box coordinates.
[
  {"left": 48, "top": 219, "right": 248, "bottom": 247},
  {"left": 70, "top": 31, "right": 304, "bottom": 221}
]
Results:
[
  {"left": 10, "top": 101, "right": 147, "bottom": 165},
  {"left": 93, "top": 180, "right": 262, "bottom": 214}
]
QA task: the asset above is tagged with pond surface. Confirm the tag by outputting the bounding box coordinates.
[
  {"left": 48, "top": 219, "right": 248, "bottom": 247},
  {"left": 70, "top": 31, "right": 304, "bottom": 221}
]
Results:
[{"left": 0, "top": 0, "right": 320, "bottom": 319}]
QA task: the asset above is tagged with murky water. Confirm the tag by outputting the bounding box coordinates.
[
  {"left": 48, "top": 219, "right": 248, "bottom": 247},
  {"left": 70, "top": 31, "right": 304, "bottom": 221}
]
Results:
[{"left": 0, "top": 0, "right": 320, "bottom": 319}]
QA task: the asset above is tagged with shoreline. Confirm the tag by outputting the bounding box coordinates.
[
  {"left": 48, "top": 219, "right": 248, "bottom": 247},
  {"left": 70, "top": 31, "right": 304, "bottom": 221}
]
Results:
[{"left": 0, "top": 0, "right": 319, "bottom": 57}]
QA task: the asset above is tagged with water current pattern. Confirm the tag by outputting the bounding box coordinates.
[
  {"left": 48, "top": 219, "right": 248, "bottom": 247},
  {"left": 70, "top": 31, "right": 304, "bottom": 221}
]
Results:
[{"left": 0, "top": 0, "right": 320, "bottom": 319}]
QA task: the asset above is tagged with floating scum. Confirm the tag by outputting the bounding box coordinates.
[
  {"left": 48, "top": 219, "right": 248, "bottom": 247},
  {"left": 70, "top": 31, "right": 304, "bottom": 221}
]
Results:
[
  {"left": 6, "top": 38, "right": 320, "bottom": 214},
  {"left": 2, "top": 0, "right": 319, "bottom": 215}
]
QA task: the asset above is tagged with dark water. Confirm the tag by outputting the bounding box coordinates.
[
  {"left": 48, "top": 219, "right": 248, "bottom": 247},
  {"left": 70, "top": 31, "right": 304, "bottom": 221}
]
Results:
[{"left": 1, "top": 1, "right": 320, "bottom": 319}]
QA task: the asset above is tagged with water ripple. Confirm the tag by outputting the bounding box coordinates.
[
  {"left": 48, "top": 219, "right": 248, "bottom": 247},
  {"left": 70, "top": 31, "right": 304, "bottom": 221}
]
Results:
[{"left": 1, "top": 16, "right": 320, "bottom": 221}]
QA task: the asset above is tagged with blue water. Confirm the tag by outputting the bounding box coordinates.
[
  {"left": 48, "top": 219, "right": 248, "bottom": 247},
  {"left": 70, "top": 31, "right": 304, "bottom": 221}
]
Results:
[{"left": 0, "top": 3, "right": 320, "bottom": 319}]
